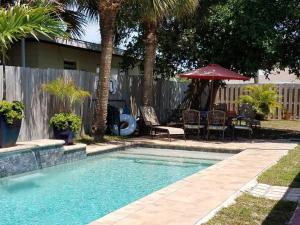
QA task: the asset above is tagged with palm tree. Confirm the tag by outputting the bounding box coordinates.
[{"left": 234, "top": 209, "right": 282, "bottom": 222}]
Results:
[
  {"left": 78, "top": 0, "right": 198, "bottom": 140},
  {"left": 140, "top": 0, "right": 198, "bottom": 106},
  {"left": 0, "top": 2, "right": 67, "bottom": 100},
  {"left": 0, "top": 0, "right": 86, "bottom": 38},
  {"left": 77, "top": 0, "right": 123, "bottom": 141}
]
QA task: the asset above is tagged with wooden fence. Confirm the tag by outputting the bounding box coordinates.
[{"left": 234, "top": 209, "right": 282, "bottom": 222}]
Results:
[
  {"left": 215, "top": 83, "right": 300, "bottom": 120},
  {"left": 0, "top": 66, "right": 187, "bottom": 141}
]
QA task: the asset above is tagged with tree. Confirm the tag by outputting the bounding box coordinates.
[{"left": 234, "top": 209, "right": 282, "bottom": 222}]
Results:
[
  {"left": 75, "top": 0, "right": 125, "bottom": 141},
  {"left": 0, "top": 2, "right": 67, "bottom": 100},
  {"left": 121, "top": 0, "right": 299, "bottom": 112},
  {"left": 125, "top": 1, "right": 198, "bottom": 106},
  {"left": 78, "top": 0, "right": 198, "bottom": 140}
]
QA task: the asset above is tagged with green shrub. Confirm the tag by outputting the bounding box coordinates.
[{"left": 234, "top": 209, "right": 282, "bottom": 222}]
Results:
[
  {"left": 238, "top": 84, "right": 281, "bottom": 117},
  {"left": 50, "top": 113, "right": 81, "bottom": 133},
  {"left": 0, "top": 101, "right": 24, "bottom": 124}
]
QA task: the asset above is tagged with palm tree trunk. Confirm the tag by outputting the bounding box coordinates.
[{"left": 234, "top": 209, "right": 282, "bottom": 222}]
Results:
[
  {"left": 2, "top": 51, "right": 6, "bottom": 101},
  {"left": 142, "top": 21, "right": 157, "bottom": 106},
  {"left": 93, "top": 4, "right": 119, "bottom": 141}
]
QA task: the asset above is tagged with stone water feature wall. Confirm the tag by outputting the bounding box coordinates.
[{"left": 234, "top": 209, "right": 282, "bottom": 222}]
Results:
[{"left": 0, "top": 140, "right": 86, "bottom": 178}]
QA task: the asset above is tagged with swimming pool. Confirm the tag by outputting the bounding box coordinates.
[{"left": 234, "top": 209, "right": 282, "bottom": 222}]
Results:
[{"left": 0, "top": 148, "right": 222, "bottom": 225}]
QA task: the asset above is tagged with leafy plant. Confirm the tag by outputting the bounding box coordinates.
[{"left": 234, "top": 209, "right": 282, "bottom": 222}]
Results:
[
  {"left": 0, "top": 2, "right": 68, "bottom": 100},
  {"left": 0, "top": 101, "right": 24, "bottom": 124},
  {"left": 238, "top": 84, "right": 282, "bottom": 117},
  {"left": 50, "top": 113, "right": 81, "bottom": 133},
  {"left": 42, "top": 77, "right": 90, "bottom": 112}
]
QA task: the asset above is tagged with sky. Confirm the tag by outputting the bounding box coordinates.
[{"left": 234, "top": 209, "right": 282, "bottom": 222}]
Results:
[
  {"left": 81, "top": 20, "right": 133, "bottom": 49},
  {"left": 82, "top": 20, "right": 100, "bottom": 44}
]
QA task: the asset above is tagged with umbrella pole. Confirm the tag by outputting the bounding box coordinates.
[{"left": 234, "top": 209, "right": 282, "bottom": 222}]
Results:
[{"left": 210, "top": 80, "right": 214, "bottom": 110}]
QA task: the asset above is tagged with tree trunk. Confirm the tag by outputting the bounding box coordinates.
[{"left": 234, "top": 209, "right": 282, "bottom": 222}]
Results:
[
  {"left": 207, "top": 81, "right": 221, "bottom": 109},
  {"left": 142, "top": 21, "right": 157, "bottom": 106},
  {"left": 93, "top": 3, "right": 120, "bottom": 141},
  {"left": 2, "top": 51, "right": 6, "bottom": 101}
]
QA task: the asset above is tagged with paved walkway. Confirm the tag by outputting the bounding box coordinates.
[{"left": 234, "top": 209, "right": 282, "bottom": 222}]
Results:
[
  {"left": 247, "top": 183, "right": 300, "bottom": 202},
  {"left": 246, "top": 183, "right": 300, "bottom": 225},
  {"left": 89, "top": 140, "right": 297, "bottom": 225}
]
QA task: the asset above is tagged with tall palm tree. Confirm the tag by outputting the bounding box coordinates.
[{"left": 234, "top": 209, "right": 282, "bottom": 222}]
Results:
[
  {"left": 79, "top": 0, "right": 198, "bottom": 140},
  {"left": 140, "top": 0, "right": 198, "bottom": 106},
  {"left": 76, "top": 0, "right": 125, "bottom": 141},
  {"left": 0, "top": 2, "right": 67, "bottom": 100}
]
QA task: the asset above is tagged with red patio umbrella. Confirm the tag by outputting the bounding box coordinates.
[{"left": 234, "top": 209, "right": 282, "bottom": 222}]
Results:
[{"left": 178, "top": 64, "right": 250, "bottom": 109}]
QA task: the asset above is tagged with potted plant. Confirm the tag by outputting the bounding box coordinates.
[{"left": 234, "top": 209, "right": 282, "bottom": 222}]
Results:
[
  {"left": 0, "top": 101, "right": 24, "bottom": 147},
  {"left": 42, "top": 77, "right": 90, "bottom": 144},
  {"left": 0, "top": 3, "right": 67, "bottom": 147},
  {"left": 50, "top": 113, "right": 81, "bottom": 145}
]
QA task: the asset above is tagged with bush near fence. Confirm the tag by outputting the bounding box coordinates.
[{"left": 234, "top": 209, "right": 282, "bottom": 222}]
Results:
[{"left": 215, "top": 84, "right": 300, "bottom": 120}]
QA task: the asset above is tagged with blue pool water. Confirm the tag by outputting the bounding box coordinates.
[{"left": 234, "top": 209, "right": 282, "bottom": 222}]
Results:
[{"left": 0, "top": 150, "right": 217, "bottom": 225}]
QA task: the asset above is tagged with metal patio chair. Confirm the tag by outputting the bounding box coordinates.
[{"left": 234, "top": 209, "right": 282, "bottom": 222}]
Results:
[
  {"left": 206, "top": 110, "right": 228, "bottom": 140},
  {"left": 182, "top": 109, "right": 205, "bottom": 139}
]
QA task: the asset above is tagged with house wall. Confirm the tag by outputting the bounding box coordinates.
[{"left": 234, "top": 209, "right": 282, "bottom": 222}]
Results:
[{"left": 7, "top": 40, "right": 141, "bottom": 75}]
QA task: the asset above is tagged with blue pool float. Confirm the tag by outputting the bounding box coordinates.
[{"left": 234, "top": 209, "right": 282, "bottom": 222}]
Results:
[{"left": 112, "top": 114, "right": 137, "bottom": 136}]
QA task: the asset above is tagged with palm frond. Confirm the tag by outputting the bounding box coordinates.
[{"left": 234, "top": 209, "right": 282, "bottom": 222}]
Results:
[{"left": 0, "top": 2, "right": 68, "bottom": 52}]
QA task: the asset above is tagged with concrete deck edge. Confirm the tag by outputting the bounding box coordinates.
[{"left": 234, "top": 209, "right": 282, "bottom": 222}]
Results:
[{"left": 89, "top": 143, "right": 296, "bottom": 225}]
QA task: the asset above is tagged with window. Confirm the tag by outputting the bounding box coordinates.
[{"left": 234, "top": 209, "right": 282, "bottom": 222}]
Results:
[{"left": 64, "top": 60, "right": 77, "bottom": 70}]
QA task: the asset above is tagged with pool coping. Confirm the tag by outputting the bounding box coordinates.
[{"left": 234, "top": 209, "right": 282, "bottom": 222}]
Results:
[
  {"left": 88, "top": 140, "right": 297, "bottom": 225},
  {"left": 86, "top": 141, "right": 245, "bottom": 157}
]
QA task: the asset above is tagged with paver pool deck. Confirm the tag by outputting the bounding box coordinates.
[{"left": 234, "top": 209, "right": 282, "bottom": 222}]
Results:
[{"left": 88, "top": 138, "right": 297, "bottom": 225}]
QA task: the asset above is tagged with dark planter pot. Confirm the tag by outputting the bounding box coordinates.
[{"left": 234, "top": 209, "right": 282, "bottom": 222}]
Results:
[
  {"left": 255, "top": 112, "right": 265, "bottom": 121},
  {"left": 0, "top": 116, "right": 22, "bottom": 148},
  {"left": 53, "top": 127, "right": 75, "bottom": 145}
]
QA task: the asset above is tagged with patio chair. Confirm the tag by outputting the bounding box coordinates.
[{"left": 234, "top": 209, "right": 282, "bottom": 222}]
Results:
[
  {"left": 212, "top": 103, "right": 227, "bottom": 112},
  {"left": 232, "top": 117, "right": 253, "bottom": 139},
  {"left": 238, "top": 103, "right": 261, "bottom": 128},
  {"left": 206, "top": 110, "right": 227, "bottom": 140},
  {"left": 140, "top": 106, "right": 185, "bottom": 141},
  {"left": 182, "top": 109, "right": 205, "bottom": 138}
]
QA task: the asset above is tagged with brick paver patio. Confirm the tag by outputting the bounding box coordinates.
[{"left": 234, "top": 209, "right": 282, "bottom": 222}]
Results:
[{"left": 88, "top": 138, "right": 297, "bottom": 225}]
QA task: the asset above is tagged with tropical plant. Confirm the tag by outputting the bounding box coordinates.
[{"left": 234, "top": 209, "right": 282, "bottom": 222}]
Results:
[
  {"left": 238, "top": 84, "right": 282, "bottom": 117},
  {"left": 0, "top": 0, "right": 86, "bottom": 38},
  {"left": 42, "top": 77, "right": 90, "bottom": 112},
  {"left": 0, "top": 2, "right": 67, "bottom": 100},
  {"left": 50, "top": 113, "right": 81, "bottom": 133},
  {"left": 0, "top": 100, "right": 24, "bottom": 124}
]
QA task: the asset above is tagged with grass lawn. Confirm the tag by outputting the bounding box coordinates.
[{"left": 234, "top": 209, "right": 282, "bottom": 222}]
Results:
[
  {"left": 252, "top": 120, "right": 300, "bottom": 140},
  {"left": 261, "top": 120, "right": 300, "bottom": 131},
  {"left": 205, "top": 194, "right": 297, "bottom": 225},
  {"left": 75, "top": 134, "right": 127, "bottom": 145},
  {"left": 258, "top": 146, "right": 300, "bottom": 187}
]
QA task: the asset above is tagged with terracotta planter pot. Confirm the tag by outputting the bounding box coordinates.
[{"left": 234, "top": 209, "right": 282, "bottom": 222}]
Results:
[{"left": 283, "top": 112, "right": 292, "bottom": 120}]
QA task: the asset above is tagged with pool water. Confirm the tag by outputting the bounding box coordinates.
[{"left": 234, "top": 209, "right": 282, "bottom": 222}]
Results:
[{"left": 0, "top": 149, "right": 218, "bottom": 225}]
